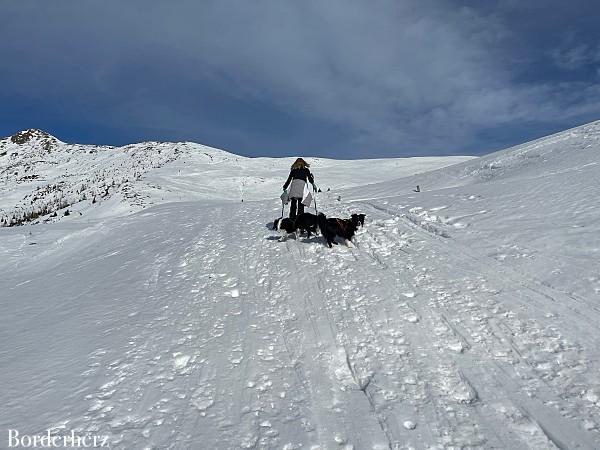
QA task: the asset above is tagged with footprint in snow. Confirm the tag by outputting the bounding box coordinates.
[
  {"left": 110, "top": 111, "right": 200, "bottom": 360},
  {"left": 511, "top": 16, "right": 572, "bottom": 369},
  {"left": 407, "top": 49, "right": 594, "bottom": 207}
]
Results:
[
  {"left": 403, "top": 420, "right": 417, "bottom": 430},
  {"left": 447, "top": 341, "right": 465, "bottom": 353},
  {"left": 172, "top": 354, "right": 191, "bottom": 372},
  {"left": 190, "top": 384, "right": 214, "bottom": 415}
]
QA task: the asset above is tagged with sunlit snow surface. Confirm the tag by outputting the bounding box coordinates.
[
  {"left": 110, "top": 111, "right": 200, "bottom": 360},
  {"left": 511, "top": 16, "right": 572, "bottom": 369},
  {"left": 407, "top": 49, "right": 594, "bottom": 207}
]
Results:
[{"left": 1, "top": 122, "right": 600, "bottom": 449}]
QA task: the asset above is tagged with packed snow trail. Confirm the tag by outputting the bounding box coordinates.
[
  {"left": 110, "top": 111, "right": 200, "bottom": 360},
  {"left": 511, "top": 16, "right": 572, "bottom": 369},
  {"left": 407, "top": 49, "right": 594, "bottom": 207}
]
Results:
[{"left": 2, "top": 193, "right": 600, "bottom": 449}]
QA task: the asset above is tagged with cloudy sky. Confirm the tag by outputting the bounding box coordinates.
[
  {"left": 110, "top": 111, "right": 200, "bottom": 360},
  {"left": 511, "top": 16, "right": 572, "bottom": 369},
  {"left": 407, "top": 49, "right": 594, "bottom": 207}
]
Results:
[{"left": 1, "top": 0, "right": 599, "bottom": 158}]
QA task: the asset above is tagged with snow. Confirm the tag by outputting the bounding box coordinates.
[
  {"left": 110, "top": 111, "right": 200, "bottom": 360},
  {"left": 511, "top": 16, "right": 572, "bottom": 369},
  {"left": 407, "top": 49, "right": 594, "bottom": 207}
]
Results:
[
  {"left": 1, "top": 121, "right": 600, "bottom": 449},
  {"left": 0, "top": 129, "right": 470, "bottom": 227}
]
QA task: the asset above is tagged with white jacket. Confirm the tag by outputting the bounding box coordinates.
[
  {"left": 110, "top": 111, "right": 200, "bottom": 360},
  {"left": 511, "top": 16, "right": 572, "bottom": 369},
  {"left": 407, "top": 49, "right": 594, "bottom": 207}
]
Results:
[{"left": 288, "top": 179, "right": 314, "bottom": 207}]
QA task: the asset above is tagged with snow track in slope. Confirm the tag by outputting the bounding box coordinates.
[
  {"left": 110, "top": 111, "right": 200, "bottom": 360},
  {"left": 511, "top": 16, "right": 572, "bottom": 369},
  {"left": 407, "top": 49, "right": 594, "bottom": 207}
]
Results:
[
  {"left": 2, "top": 196, "right": 600, "bottom": 449},
  {"left": 353, "top": 200, "right": 600, "bottom": 449}
]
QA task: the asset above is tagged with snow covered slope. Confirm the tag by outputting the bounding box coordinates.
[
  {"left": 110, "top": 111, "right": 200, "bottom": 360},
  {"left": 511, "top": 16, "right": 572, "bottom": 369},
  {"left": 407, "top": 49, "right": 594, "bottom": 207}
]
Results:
[
  {"left": 1, "top": 121, "right": 600, "bottom": 449},
  {"left": 0, "top": 129, "right": 470, "bottom": 226}
]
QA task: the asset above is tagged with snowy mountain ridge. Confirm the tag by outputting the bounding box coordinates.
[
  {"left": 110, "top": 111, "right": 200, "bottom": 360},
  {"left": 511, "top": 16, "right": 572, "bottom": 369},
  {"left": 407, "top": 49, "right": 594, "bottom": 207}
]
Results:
[
  {"left": 345, "top": 119, "right": 600, "bottom": 198},
  {"left": 0, "top": 130, "right": 215, "bottom": 226},
  {"left": 0, "top": 129, "right": 473, "bottom": 226}
]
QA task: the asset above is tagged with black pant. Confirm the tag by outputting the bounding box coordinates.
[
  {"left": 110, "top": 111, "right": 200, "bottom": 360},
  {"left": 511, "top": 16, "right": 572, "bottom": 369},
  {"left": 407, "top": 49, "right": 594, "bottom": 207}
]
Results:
[{"left": 289, "top": 198, "right": 304, "bottom": 219}]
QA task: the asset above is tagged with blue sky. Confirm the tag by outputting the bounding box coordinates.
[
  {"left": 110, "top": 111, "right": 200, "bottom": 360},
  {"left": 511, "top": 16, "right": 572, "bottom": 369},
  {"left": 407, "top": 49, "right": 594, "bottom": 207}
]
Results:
[{"left": 1, "top": 0, "right": 599, "bottom": 158}]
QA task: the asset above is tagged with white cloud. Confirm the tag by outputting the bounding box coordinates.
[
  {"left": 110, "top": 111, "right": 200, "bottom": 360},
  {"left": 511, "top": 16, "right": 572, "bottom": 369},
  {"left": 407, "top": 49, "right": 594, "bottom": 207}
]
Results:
[
  {"left": 551, "top": 42, "right": 600, "bottom": 70},
  {"left": 1, "top": 0, "right": 600, "bottom": 154},
  {"left": 178, "top": 0, "right": 600, "bottom": 152}
]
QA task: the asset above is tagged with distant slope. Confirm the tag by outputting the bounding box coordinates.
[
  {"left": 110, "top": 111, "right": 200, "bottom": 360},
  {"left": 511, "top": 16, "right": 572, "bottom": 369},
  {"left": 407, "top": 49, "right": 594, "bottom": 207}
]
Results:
[
  {"left": 345, "top": 119, "right": 600, "bottom": 199},
  {"left": 0, "top": 129, "right": 473, "bottom": 226},
  {"left": 344, "top": 118, "right": 600, "bottom": 303}
]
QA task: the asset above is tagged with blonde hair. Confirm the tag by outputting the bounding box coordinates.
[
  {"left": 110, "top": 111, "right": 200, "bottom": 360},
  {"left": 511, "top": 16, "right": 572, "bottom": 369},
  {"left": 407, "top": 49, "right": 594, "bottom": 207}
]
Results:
[{"left": 291, "top": 158, "right": 309, "bottom": 169}]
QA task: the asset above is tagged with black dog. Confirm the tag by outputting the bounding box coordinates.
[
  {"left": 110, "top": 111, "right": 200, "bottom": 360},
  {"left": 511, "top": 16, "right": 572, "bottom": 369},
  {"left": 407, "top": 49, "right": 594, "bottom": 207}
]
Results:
[
  {"left": 272, "top": 217, "right": 296, "bottom": 234},
  {"left": 317, "top": 213, "right": 359, "bottom": 248},
  {"left": 294, "top": 212, "right": 319, "bottom": 237},
  {"left": 351, "top": 213, "right": 366, "bottom": 227},
  {"left": 272, "top": 213, "right": 319, "bottom": 238}
]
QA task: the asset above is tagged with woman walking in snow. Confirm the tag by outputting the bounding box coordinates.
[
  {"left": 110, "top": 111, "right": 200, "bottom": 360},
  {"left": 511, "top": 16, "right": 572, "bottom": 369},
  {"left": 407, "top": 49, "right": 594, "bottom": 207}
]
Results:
[{"left": 283, "top": 158, "right": 317, "bottom": 219}]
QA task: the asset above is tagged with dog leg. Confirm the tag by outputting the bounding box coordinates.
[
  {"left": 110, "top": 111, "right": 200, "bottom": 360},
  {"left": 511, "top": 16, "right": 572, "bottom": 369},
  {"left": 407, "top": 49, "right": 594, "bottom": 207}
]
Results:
[{"left": 344, "top": 239, "right": 355, "bottom": 248}]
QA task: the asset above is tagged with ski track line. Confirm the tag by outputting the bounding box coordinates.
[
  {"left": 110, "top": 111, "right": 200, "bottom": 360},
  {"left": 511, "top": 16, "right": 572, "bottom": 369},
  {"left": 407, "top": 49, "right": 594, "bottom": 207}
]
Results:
[
  {"left": 283, "top": 235, "right": 393, "bottom": 449},
  {"left": 363, "top": 200, "right": 600, "bottom": 345},
  {"left": 319, "top": 226, "right": 496, "bottom": 448},
  {"left": 354, "top": 199, "right": 600, "bottom": 448},
  {"left": 274, "top": 193, "right": 600, "bottom": 448},
  {"left": 285, "top": 197, "right": 497, "bottom": 448}
]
